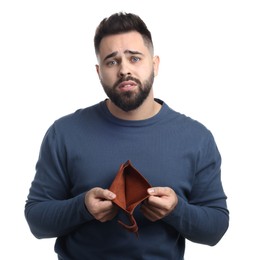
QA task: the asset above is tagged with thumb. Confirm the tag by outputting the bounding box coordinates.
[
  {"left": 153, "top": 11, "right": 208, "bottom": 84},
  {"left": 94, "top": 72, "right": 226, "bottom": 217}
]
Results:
[{"left": 104, "top": 189, "right": 116, "bottom": 200}]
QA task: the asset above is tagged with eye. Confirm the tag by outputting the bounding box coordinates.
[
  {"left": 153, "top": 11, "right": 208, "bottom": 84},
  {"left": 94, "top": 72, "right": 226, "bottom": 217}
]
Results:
[
  {"left": 106, "top": 60, "right": 118, "bottom": 67},
  {"left": 131, "top": 56, "right": 140, "bottom": 63}
]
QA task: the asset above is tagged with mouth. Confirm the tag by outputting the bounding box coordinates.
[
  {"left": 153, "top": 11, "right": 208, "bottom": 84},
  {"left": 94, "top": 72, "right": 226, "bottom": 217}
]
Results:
[{"left": 118, "top": 80, "right": 137, "bottom": 92}]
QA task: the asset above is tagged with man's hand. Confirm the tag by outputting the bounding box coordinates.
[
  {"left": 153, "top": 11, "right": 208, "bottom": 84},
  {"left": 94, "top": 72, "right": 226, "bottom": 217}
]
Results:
[
  {"left": 141, "top": 187, "right": 178, "bottom": 221},
  {"left": 84, "top": 187, "right": 118, "bottom": 222}
]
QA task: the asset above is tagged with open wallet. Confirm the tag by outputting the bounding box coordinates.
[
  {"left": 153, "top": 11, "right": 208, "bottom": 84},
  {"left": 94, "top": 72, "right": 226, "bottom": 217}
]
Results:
[{"left": 109, "top": 160, "right": 152, "bottom": 236}]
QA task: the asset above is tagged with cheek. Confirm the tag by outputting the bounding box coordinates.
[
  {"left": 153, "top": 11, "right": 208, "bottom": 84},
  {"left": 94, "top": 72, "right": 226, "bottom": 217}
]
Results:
[
  {"left": 138, "top": 64, "right": 153, "bottom": 78},
  {"left": 99, "top": 69, "right": 116, "bottom": 84}
]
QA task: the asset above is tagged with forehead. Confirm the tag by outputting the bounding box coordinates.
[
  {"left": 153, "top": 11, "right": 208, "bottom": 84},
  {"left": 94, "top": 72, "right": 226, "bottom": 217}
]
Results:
[{"left": 98, "top": 31, "right": 150, "bottom": 57}]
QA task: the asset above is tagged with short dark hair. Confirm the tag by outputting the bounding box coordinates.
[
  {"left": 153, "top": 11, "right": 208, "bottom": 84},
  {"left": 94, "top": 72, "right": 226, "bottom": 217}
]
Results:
[{"left": 94, "top": 12, "right": 153, "bottom": 55}]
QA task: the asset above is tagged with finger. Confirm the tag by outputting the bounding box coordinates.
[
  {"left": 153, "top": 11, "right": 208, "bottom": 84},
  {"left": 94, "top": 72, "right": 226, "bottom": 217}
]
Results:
[
  {"left": 142, "top": 199, "right": 165, "bottom": 215},
  {"left": 102, "top": 189, "right": 116, "bottom": 200},
  {"left": 96, "top": 204, "right": 119, "bottom": 222},
  {"left": 147, "top": 195, "right": 168, "bottom": 209},
  {"left": 93, "top": 202, "right": 118, "bottom": 222},
  {"left": 148, "top": 187, "right": 172, "bottom": 196},
  {"left": 94, "top": 187, "right": 116, "bottom": 200},
  {"left": 148, "top": 195, "right": 178, "bottom": 213},
  {"left": 140, "top": 203, "right": 163, "bottom": 221}
]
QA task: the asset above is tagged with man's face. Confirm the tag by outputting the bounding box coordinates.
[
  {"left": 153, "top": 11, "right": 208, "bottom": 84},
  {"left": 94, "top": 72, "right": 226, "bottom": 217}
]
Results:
[{"left": 96, "top": 31, "right": 159, "bottom": 112}]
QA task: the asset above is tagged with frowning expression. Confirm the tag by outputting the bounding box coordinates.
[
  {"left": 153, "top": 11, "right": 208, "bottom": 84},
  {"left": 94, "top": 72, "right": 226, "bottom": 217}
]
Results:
[{"left": 96, "top": 31, "right": 159, "bottom": 111}]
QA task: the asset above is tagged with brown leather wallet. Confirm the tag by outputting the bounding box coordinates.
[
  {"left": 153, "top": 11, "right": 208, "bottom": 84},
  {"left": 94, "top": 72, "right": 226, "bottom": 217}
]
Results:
[{"left": 109, "top": 160, "right": 152, "bottom": 236}]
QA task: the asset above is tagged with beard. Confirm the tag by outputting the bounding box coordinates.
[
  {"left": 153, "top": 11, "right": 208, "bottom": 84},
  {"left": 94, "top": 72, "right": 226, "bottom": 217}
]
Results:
[{"left": 101, "top": 71, "right": 155, "bottom": 112}]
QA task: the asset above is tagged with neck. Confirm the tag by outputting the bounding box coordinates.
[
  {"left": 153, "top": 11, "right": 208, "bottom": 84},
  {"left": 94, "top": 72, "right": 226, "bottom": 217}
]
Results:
[{"left": 106, "top": 94, "right": 161, "bottom": 121}]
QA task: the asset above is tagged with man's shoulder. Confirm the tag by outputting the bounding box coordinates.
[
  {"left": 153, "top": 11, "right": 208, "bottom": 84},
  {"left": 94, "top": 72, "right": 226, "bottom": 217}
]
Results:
[
  {"left": 162, "top": 101, "right": 212, "bottom": 139},
  {"left": 49, "top": 102, "right": 103, "bottom": 135},
  {"left": 56, "top": 102, "right": 101, "bottom": 123}
]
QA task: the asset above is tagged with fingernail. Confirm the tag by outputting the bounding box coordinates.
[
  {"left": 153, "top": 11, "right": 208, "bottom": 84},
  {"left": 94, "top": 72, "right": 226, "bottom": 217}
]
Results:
[
  {"left": 148, "top": 188, "right": 154, "bottom": 193},
  {"left": 110, "top": 193, "right": 116, "bottom": 199}
]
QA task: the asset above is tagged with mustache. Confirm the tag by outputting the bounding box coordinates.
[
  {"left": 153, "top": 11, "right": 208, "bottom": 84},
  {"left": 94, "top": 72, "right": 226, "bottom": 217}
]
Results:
[{"left": 114, "top": 76, "right": 141, "bottom": 88}]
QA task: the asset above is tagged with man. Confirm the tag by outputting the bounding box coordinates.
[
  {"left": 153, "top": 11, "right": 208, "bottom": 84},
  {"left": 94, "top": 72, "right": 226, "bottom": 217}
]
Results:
[{"left": 25, "top": 12, "right": 229, "bottom": 259}]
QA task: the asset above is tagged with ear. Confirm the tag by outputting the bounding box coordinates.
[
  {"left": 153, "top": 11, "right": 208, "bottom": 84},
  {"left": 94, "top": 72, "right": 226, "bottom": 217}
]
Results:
[
  {"left": 95, "top": 64, "right": 101, "bottom": 79},
  {"left": 153, "top": 55, "right": 160, "bottom": 77},
  {"left": 95, "top": 64, "right": 99, "bottom": 74}
]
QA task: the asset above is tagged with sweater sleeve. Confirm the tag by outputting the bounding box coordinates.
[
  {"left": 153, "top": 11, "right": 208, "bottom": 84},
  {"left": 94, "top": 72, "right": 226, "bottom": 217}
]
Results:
[
  {"left": 24, "top": 123, "right": 94, "bottom": 239},
  {"left": 163, "top": 132, "right": 229, "bottom": 246}
]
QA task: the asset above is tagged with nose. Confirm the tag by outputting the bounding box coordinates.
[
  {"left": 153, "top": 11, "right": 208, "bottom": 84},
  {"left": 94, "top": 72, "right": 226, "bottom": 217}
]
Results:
[{"left": 118, "top": 61, "right": 131, "bottom": 77}]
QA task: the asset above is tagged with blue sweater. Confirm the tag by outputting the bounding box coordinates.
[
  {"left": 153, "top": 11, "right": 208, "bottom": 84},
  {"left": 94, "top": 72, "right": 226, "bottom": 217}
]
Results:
[{"left": 25, "top": 99, "right": 229, "bottom": 260}]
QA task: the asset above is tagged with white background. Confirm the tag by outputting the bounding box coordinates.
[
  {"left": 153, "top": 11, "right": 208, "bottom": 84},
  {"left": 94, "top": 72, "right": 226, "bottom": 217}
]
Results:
[{"left": 1, "top": 0, "right": 256, "bottom": 259}]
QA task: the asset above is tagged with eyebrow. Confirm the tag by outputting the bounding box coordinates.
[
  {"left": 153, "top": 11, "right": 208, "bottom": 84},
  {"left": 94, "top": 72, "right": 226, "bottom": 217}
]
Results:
[{"left": 103, "top": 50, "right": 144, "bottom": 61}]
